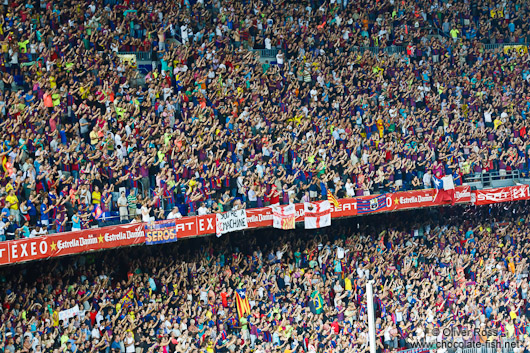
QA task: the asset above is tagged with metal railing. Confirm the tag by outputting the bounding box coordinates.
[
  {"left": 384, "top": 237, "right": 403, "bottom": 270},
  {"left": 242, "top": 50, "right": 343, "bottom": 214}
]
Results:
[
  {"left": 118, "top": 51, "right": 152, "bottom": 61},
  {"left": 483, "top": 42, "right": 527, "bottom": 50},
  {"left": 251, "top": 41, "right": 526, "bottom": 61},
  {"left": 463, "top": 170, "right": 521, "bottom": 188},
  {"left": 351, "top": 45, "right": 407, "bottom": 55},
  {"left": 251, "top": 49, "right": 280, "bottom": 59}
]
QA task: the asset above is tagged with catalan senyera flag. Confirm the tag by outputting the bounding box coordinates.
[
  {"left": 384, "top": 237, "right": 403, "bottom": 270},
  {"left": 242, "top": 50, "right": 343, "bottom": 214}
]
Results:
[
  {"left": 235, "top": 288, "right": 251, "bottom": 319},
  {"left": 327, "top": 190, "right": 341, "bottom": 211}
]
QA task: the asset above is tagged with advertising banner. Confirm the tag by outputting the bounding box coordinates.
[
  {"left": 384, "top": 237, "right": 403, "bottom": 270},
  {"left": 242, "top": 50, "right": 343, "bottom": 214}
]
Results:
[
  {"left": 357, "top": 194, "right": 389, "bottom": 214},
  {"left": 0, "top": 183, "right": 519, "bottom": 267},
  {"left": 473, "top": 185, "right": 529, "bottom": 205},
  {"left": 144, "top": 215, "right": 216, "bottom": 244},
  {"left": 50, "top": 224, "right": 145, "bottom": 256},
  {"left": 246, "top": 208, "right": 273, "bottom": 228}
]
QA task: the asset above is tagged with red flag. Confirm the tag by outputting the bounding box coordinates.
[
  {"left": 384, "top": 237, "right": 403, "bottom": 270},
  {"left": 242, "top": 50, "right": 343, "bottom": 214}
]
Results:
[{"left": 433, "top": 175, "right": 456, "bottom": 205}]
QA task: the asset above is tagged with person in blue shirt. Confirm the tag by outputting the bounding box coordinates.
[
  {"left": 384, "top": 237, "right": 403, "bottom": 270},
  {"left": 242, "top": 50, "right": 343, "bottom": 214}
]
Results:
[
  {"left": 72, "top": 210, "right": 82, "bottom": 231},
  {"left": 110, "top": 336, "right": 121, "bottom": 351},
  {"left": 1, "top": 204, "right": 9, "bottom": 222},
  {"left": 24, "top": 91, "right": 34, "bottom": 106},
  {"left": 21, "top": 221, "right": 30, "bottom": 238},
  {"left": 40, "top": 198, "right": 52, "bottom": 229},
  {"left": 27, "top": 198, "right": 37, "bottom": 224},
  {"left": 148, "top": 277, "right": 157, "bottom": 292}
]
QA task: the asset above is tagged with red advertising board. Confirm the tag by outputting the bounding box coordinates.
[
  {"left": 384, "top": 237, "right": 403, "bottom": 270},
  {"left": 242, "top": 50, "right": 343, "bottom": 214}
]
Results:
[
  {"left": 330, "top": 198, "right": 358, "bottom": 217},
  {"left": 473, "top": 185, "right": 529, "bottom": 205},
  {"left": 386, "top": 185, "right": 471, "bottom": 211},
  {"left": 244, "top": 187, "right": 470, "bottom": 230},
  {"left": 246, "top": 208, "right": 273, "bottom": 228},
  {"left": 8, "top": 237, "right": 50, "bottom": 263},
  {"left": 0, "top": 224, "right": 145, "bottom": 264},
  {"left": 195, "top": 214, "right": 216, "bottom": 236},
  {"left": 0, "top": 184, "right": 525, "bottom": 266},
  {"left": 0, "top": 242, "right": 9, "bottom": 265},
  {"left": 50, "top": 224, "right": 145, "bottom": 257}
]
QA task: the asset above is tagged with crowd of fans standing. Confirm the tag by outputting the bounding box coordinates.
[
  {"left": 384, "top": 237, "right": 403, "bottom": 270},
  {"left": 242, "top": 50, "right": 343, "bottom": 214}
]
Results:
[
  {"left": 0, "top": 204, "right": 528, "bottom": 353},
  {"left": 0, "top": 0, "right": 529, "bottom": 235}
]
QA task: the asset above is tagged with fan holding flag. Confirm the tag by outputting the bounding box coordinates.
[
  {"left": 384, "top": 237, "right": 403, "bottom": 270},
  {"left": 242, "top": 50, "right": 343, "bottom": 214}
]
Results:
[
  {"left": 432, "top": 172, "right": 456, "bottom": 205},
  {"left": 235, "top": 287, "right": 251, "bottom": 319}
]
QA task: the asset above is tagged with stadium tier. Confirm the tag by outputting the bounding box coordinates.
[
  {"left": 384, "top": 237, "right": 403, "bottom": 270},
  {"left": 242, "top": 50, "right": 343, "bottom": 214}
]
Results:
[
  {"left": 0, "top": 204, "right": 528, "bottom": 353},
  {"left": 0, "top": 0, "right": 529, "bottom": 235}
]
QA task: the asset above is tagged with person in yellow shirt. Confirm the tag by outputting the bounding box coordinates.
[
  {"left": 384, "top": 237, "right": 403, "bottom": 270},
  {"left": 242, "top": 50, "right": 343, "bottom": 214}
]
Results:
[
  {"left": 494, "top": 117, "right": 503, "bottom": 130},
  {"left": 5, "top": 189, "right": 19, "bottom": 222},
  {"left": 92, "top": 186, "right": 101, "bottom": 205},
  {"left": 52, "top": 310, "right": 60, "bottom": 326},
  {"left": 206, "top": 340, "right": 214, "bottom": 353},
  {"left": 505, "top": 319, "right": 515, "bottom": 338},
  {"left": 49, "top": 76, "right": 57, "bottom": 89},
  {"left": 450, "top": 27, "right": 460, "bottom": 42},
  {"left": 90, "top": 127, "right": 99, "bottom": 146},
  {"left": 344, "top": 273, "right": 353, "bottom": 291}
]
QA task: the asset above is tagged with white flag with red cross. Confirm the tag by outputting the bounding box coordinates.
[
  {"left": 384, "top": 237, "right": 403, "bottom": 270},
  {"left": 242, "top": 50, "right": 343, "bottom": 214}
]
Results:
[{"left": 304, "top": 201, "right": 331, "bottom": 229}]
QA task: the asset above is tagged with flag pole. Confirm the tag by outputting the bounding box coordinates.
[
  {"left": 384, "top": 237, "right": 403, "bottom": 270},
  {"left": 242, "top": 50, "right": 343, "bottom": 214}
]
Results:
[{"left": 367, "top": 280, "right": 376, "bottom": 353}]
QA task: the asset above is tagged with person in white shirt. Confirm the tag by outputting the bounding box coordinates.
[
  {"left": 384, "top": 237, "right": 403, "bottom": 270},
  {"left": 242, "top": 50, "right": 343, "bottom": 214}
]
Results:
[
  {"left": 345, "top": 179, "right": 355, "bottom": 197},
  {"left": 246, "top": 185, "right": 257, "bottom": 208},
  {"left": 197, "top": 203, "right": 210, "bottom": 216},
  {"left": 125, "top": 331, "right": 135, "bottom": 353},
  {"left": 117, "top": 191, "right": 129, "bottom": 221},
  {"left": 0, "top": 219, "right": 7, "bottom": 241},
  {"left": 423, "top": 170, "right": 432, "bottom": 189},
  {"left": 141, "top": 203, "right": 152, "bottom": 223},
  {"left": 265, "top": 37, "right": 272, "bottom": 50},
  {"left": 276, "top": 52, "right": 284, "bottom": 67},
  {"left": 30, "top": 226, "right": 47, "bottom": 238},
  {"left": 336, "top": 245, "right": 348, "bottom": 259},
  {"left": 167, "top": 207, "right": 182, "bottom": 220},
  {"left": 91, "top": 326, "right": 101, "bottom": 340},
  {"left": 181, "top": 24, "right": 189, "bottom": 43}
]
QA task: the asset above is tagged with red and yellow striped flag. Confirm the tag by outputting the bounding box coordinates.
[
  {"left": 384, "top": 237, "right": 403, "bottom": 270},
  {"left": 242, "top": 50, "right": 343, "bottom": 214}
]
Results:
[
  {"left": 327, "top": 190, "right": 341, "bottom": 210},
  {"left": 235, "top": 288, "right": 251, "bottom": 319}
]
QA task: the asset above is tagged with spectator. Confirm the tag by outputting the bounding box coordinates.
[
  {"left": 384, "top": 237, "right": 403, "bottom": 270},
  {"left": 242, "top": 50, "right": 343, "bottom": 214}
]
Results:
[
  {"left": 118, "top": 191, "right": 129, "bottom": 222},
  {"left": 197, "top": 202, "right": 210, "bottom": 216},
  {"left": 71, "top": 210, "right": 82, "bottom": 231},
  {"left": 167, "top": 207, "right": 183, "bottom": 220},
  {"left": 140, "top": 202, "right": 152, "bottom": 223},
  {"left": 0, "top": 218, "right": 8, "bottom": 241},
  {"left": 127, "top": 192, "right": 138, "bottom": 220}
]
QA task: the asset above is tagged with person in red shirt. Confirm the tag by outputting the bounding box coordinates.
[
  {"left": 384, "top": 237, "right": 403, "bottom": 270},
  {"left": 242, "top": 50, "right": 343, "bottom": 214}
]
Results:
[
  {"left": 268, "top": 185, "right": 280, "bottom": 206},
  {"left": 221, "top": 290, "right": 228, "bottom": 308},
  {"left": 330, "top": 320, "right": 340, "bottom": 334}
]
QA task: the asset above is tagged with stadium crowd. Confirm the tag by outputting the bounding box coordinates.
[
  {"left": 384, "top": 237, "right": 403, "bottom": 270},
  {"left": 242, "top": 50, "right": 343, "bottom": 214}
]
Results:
[
  {"left": 1, "top": 0, "right": 530, "bottom": 235},
  {"left": 0, "top": 204, "right": 527, "bottom": 353}
]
